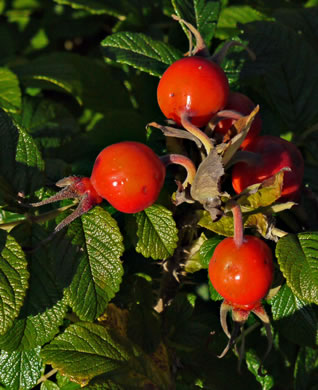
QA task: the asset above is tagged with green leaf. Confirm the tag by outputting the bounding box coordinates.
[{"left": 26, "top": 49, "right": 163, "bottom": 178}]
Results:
[
  {"left": 101, "top": 32, "right": 182, "bottom": 77},
  {"left": 56, "top": 372, "right": 81, "bottom": 390},
  {"left": 0, "top": 109, "right": 44, "bottom": 204},
  {"left": 0, "top": 347, "right": 42, "bottom": 390},
  {"left": 245, "top": 350, "right": 274, "bottom": 390},
  {"left": 13, "top": 53, "right": 130, "bottom": 112},
  {"left": 53, "top": 0, "right": 125, "bottom": 17},
  {"left": 237, "top": 169, "right": 285, "bottom": 212},
  {"left": 135, "top": 204, "right": 178, "bottom": 260},
  {"left": 215, "top": 5, "right": 267, "bottom": 39},
  {"left": 65, "top": 206, "right": 124, "bottom": 321},
  {"left": 199, "top": 236, "right": 223, "bottom": 269},
  {"left": 0, "top": 230, "right": 29, "bottom": 335},
  {"left": 294, "top": 347, "right": 318, "bottom": 390},
  {"left": 0, "top": 224, "right": 68, "bottom": 352},
  {"left": 41, "top": 322, "right": 132, "bottom": 383},
  {"left": 184, "top": 233, "right": 208, "bottom": 273},
  {"left": 198, "top": 170, "right": 287, "bottom": 237},
  {"left": 276, "top": 232, "right": 318, "bottom": 304},
  {"left": 271, "top": 284, "right": 318, "bottom": 347},
  {"left": 0, "top": 68, "right": 21, "bottom": 113},
  {"left": 171, "top": 0, "right": 221, "bottom": 45},
  {"left": 41, "top": 381, "right": 60, "bottom": 390}
]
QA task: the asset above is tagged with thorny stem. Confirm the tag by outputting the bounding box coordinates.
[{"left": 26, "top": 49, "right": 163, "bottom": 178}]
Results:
[
  {"left": 181, "top": 113, "right": 214, "bottom": 155},
  {"left": 160, "top": 154, "right": 197, "bottom": 188}
]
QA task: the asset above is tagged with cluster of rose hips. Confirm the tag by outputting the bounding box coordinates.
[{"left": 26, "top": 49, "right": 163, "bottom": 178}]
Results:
[{"left": 32, "top": 17, "right": 304, "bottom": 363}]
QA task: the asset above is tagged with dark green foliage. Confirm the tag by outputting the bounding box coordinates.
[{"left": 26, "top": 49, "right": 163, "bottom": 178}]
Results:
[{"left": 0, "top": 0, "right": 316, "bottom": 389}]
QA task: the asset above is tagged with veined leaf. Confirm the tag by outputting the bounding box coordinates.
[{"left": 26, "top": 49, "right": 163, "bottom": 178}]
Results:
[
  {"left": 0, "top": 68, "right": 21, "bottom": 113},
  {"left": 215, "top": 5, "right": 268, "bottom": 39},
  {"left": 0, "top": 224, "right": 69, "bottom": 352},
  {"left": 172, "top": 0, "right": 221, "bottom": 45},
  {"left": 53, "top": 0, "right": 126, "bottom": 18},
  {"left": 245, "top": 350, "right": 274, "bottom": 390},
  {"left": 135, "top": 204, "right": 178, "bottom": 260},
  {"left": 65, "top": 206, "right": 124, "bottom": 321},
  {"left": 41, "top": 322, "right": 132, "bottom": 383},
  {"left": 276, "top": 232, "right": 318, "bottom": 304},
  {"left": 101, "top": 32, "right": 182, "bottom": 77},
  {"left": 199, "top": 236, "right": 222, "bottom": 268},
  {"left": 235, "top": 21, "right": 318, "bottom": 130},
  {"left": 0, "top": 347, "right": 42, "bottom": 390},
  {"left": 274, "top": 7, "right": 318, "bottom": 54},
  {"left": 0, "top": 109, "right": 44, "bottom": 204},
  {"left": 0, "top": 230, "right": 29, "bottom": 335},
  {"left": 271, "top": 284, "right": 318, "bottom": 347}
]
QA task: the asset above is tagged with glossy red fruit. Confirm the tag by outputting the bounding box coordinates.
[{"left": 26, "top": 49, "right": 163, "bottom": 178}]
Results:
[
  {"left": 157, "top": 56, "right": 229, "bottom": 128},
  {"left": 214, "top": 91, "right": 262, "bottom": 149},
  {"left": 232, "top": 135, "right": 304, "bottom": 202},
  {"left": 90, "top": 141, "right": 166, "bottom": 213},
  {"left": 209, "top": 236, "right": 274, "bottom": 310}
]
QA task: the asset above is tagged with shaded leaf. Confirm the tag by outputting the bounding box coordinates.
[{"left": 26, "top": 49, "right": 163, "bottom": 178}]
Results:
[
  {"left": 135, "top": 204, "right": 178, "bottom": 260},
  {"left": 101, "top": 32, "right": 182, "bottom": 77},
  {"left": 65, "top": 206, "right": 124, "bottom": 321},
  {"left": 294, "top": 346, "right": 318, "bottom": 390},
  {"left": 0, "top": 347, "right": 42, "bottom": 390},
  {"left": 0, "top": 68, "right": 21, "bottom": 113},
  {"left": 127, "top": 278, "right": 161, "bottom": 354},
  {"left": 271, "top": 284, "right": 318, "bottom": 347},
  {"left": 236, "top": 21, "right": 318, "bottom": 130},
  {"left": 13, "top": 53, "right": 130, "bottom": 112},
  {"left": 0, "top": 109, "right": 44, "bottom": 204},
  {"left": 0, "top": 231, "right": 29, "bottom": 335},
  {"left": 172, "top": 0, "right": 221, "bottom": 45},
  {"left": 85, "top": 380, "right": 124, "bottom": 390},
  {"left": 274, "top": 7, "right": 318, "bottom": 54},
  {"left": 276, "top": 232, "right": 318, "bottom": 304}
]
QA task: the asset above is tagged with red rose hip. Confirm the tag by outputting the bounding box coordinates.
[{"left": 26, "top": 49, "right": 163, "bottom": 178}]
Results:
[
  {"left": 232, "top": 135, "right": 304, "bottom": 202},
  {"left": 90, "top": 141, "right": 166, "bottom": 213},
  {"left": 209, "top": 235, "right": 274, "bottom": 310},
  {"left": 157, "top": 56, "right": 229, "bottom": 128}
]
